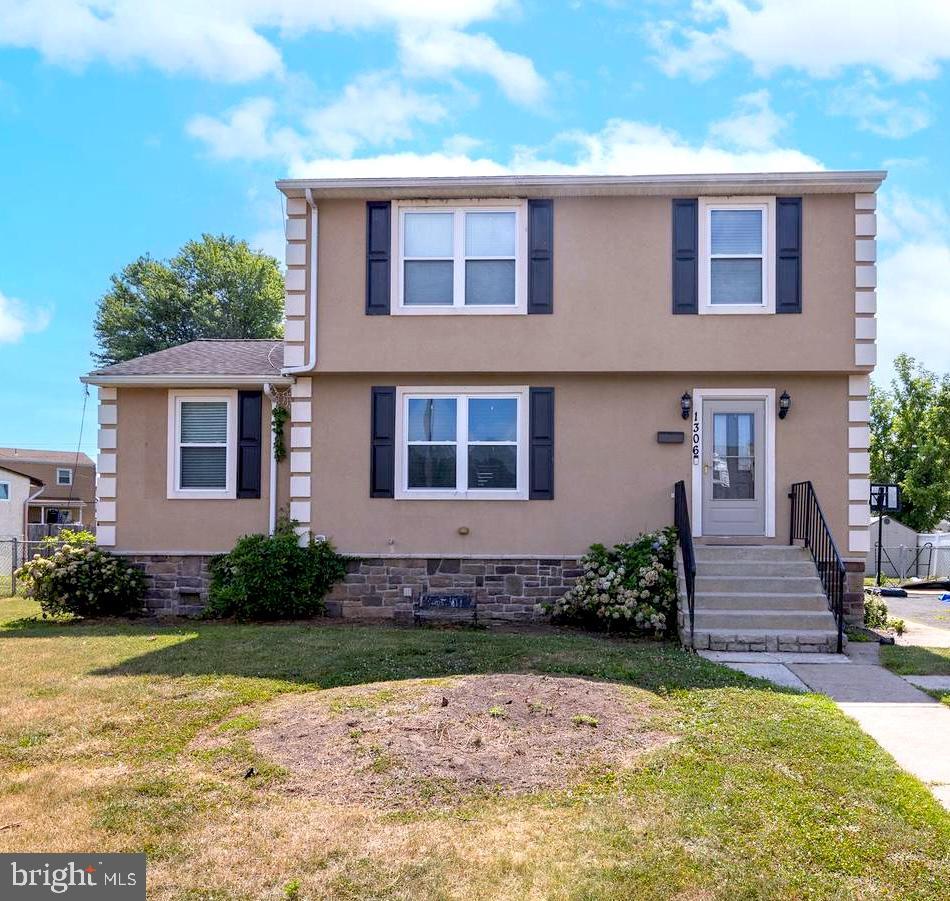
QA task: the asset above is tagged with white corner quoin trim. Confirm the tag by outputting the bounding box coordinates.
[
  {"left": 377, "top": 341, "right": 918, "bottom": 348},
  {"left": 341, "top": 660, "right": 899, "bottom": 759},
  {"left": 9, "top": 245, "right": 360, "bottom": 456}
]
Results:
[{"left": 690, "top": 387, "right": 776, "bottom": 538}]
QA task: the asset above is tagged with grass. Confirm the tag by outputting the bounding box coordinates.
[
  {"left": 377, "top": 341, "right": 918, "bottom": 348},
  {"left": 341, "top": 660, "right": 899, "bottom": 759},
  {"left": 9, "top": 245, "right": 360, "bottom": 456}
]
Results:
[
  {"left": 880, "top": 646, "right": 950, "bottom": 708},
  {"left": 0, "top": 595, "right": 948, "bottom": 899}
]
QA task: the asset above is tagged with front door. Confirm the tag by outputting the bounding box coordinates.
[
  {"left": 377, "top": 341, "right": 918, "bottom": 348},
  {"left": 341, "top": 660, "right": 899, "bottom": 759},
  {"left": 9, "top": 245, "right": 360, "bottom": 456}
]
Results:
[{"left": 701, "top": 399, "right": 766, "bottom": 536}]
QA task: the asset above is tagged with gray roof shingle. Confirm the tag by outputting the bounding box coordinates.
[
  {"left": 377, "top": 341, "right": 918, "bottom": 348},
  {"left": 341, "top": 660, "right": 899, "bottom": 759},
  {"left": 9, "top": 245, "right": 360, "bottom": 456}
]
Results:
[{"left": 88, "top": 340, "right": 284, "bottom": 377}]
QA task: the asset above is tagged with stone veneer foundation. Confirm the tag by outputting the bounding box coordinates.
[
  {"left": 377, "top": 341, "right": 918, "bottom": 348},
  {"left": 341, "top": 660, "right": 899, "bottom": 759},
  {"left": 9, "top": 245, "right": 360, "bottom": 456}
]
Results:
[
  {"left": 124, "top": 554, "right": 583, "bottom": 620},
  {"left": 326, "top": 557, "right": 582, "bottom": 621}
]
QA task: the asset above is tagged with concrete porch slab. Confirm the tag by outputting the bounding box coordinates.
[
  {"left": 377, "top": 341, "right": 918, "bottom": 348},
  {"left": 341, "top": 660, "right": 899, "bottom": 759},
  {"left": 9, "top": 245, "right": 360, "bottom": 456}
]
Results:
[{"left": 699, "top": 650, "right": 851, "bottom": 665}]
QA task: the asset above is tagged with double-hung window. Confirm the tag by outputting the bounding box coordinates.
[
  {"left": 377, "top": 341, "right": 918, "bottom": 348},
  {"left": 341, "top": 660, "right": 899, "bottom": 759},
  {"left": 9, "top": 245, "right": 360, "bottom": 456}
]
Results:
[
  {"left": 397, "top": 388, "right": 528, "bottom": 499},
  {"left": 56, "top": 468, "right": 73, "bottom": 486},
  {"left": 167, "top": 391, "right": 236, "bottom": 498},
  {"left": 699, "top": 197, "right": 775, "bottom": 313},
  {"left": 0, "top": 481, "right": 9, "bottom": 501},
  {"left": 396, "top": 202, "right": 526, "bottom": 313}
]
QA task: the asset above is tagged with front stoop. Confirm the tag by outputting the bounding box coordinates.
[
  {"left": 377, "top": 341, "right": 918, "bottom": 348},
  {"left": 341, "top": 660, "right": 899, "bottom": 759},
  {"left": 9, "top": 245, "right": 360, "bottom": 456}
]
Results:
[{"left": 679, "top": 545, "right": 844, "bottom": 654}]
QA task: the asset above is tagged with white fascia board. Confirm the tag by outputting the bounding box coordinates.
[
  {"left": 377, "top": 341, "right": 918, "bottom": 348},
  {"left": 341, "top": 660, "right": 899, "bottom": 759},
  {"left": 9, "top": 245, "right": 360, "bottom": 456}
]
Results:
[{"left": 81, "top": 374, "right": 293, "bottom": 387}]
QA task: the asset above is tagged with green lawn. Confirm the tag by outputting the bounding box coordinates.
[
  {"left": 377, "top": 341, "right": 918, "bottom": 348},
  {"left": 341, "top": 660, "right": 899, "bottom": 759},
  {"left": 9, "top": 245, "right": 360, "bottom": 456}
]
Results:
[
  {"left": 1, "top": 595, "right": 948, "bottom": 900},
  {"left": 880, "top": 645, "right": 950, "bottom": 707}
]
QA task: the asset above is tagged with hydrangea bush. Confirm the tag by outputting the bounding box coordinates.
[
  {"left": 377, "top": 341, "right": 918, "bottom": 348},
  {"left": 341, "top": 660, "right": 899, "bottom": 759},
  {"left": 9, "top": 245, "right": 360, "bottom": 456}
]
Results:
[
  {"left": 541, "top": 527, "right": 679, "bottom": 635},
  {"left": 15, "top": 540, "right": 147, "bottom": 618}
]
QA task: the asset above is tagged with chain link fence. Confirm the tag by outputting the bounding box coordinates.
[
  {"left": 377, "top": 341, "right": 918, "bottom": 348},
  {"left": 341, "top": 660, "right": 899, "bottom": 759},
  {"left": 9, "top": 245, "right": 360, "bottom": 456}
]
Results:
[
  {"left": 0, "top": 538, "right": 70, "bottom": 596},
  {"left": 871, "top": 542, "right": 950, "bottom": 585}
]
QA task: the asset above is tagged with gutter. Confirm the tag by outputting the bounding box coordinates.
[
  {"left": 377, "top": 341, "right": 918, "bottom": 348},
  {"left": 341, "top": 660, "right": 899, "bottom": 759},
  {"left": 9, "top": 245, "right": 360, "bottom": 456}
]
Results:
[
  {"left": 23, "top": 483, "right": 44, "bottom": 545},
  {"left": 264, "top": 382, "right": 277, "bottom": 535},
  {"left": 282, "top": 188, "right": 318, "bottom": 375},
  {"left": 80, "top": 374, "right": 292, "bottom": 388},
  {"left": 276, "top": 170, "right": 888, "bottom": 200}
]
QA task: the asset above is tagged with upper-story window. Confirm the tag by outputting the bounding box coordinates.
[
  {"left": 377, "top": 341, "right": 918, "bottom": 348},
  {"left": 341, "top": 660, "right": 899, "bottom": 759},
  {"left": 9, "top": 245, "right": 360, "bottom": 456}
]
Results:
[
  {"left": 699, "top": 197, "right": 776, "bottom": 314},
  {"left": 56, "top": 468, "right": 73, "bottom": 486},
  {"left": 395, "top": 201, "right": 527, "bottom": 314},
  {"left": 0, "top": 481, "right": 9, "bottom": 501}
]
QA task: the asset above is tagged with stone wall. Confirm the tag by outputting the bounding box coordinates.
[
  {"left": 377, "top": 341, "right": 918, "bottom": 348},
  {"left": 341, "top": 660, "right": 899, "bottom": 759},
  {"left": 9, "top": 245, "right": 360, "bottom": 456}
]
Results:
[
  {"left": 124, "top": 554, "right": 215, "bottom": 617},
  {"left": 122, "top": 553, "right": 582, "bottom": 621},
  {"left": 843, "top": 559, "right": 866, "bottom": 624},
  {"left": 325, "top": 557, "right": 582, "bottom": 621}
]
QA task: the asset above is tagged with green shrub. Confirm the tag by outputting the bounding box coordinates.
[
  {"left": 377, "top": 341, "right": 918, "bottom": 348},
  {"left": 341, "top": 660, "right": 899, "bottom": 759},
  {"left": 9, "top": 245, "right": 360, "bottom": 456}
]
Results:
[
  {"left": 205, "top": 519, "right": 347, "bottom": 621},
  {"left": 541, "top": 528, "right": 678, "bottom": 635},
  {"left": 864, "top": 593, "right": 889, "bottom": 629},
  {"left": 44, "top": 527, "right": 97, "bottom": 547},
  {"left": 15, "top": 543, "right": 146, "bottom": 618}
]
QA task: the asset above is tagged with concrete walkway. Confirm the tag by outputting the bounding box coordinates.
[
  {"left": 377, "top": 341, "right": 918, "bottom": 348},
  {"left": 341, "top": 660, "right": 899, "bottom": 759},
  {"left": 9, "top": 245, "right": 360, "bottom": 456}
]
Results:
[{"left": 700, "top": 644, "right": 950, "bottom": 810}]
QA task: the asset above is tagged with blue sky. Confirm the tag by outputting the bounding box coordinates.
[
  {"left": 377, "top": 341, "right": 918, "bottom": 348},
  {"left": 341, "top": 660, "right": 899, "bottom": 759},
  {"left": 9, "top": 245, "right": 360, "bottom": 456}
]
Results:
[{"left": 1, "top": 0, "right": 949, "bottom": 456}]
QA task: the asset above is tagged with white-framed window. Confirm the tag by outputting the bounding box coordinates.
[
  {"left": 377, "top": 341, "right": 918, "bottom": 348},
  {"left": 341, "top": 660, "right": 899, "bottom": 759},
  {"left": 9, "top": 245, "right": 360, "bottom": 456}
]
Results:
[
  {"left": 166, "top": 390, "right": 237, "bottom": 499},
  {"left": 393, "top": 200, "right": 528, "bottom": 314},
  {"left": 56, "top": 468, "right": 73, "bottom": 486},
  {"left": 699, "top": 197, "right": 775, "bottom": 314},
  {"left": 0, "top": 481, "right": 9, "bottom": 501},
  {"left": 395, "top": 387, "right": 529, "bottom": 499}
]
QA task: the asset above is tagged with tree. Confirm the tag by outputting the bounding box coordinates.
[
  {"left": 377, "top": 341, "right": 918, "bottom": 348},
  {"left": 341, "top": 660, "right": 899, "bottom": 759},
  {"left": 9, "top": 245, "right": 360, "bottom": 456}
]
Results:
[
  {"left": 93, "top": 234, "right": 284, "bottom": 365},
  {"left": 869, "top": 353, "right": 950, "bottom": 532}
]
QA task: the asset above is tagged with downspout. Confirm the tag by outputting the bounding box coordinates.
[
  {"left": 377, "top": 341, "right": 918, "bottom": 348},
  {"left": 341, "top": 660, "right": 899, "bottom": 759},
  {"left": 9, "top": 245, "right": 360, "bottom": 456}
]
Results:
[
  {"left": 282, "top": 188, "right": 318, "bottom": 374},
  {"left": 264, "top": 382, "right": 277, "bottom": 536}
]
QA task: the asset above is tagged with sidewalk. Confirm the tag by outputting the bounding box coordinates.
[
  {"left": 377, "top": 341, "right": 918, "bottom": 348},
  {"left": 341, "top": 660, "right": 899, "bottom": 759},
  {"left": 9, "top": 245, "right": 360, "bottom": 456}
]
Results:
[{"left": 701, "top": 643, "right": 950, "bottom": 810}]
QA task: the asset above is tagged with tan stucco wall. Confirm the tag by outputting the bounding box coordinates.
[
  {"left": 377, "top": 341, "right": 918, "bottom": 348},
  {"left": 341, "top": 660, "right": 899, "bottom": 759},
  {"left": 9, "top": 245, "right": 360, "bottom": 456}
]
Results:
[
  {"left": 307, "top": 373, "right": 850, "bottom": 557},
  {"left": 114, "top": 388, "right": 272, "bottom": 553},
  {"left": 308, "top": 195, "right": 857, "bottom": 373}
]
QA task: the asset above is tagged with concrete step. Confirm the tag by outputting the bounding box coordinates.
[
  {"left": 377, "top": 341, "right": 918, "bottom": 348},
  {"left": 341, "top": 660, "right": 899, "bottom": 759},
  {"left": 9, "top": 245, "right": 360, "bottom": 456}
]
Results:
[
  {"left": 697, "top": 560, "right": 819, "bottom": 577},
  {"left": 694, "top": 590, "right": 829, "bottom": 612},
  {"left": 694, "top": 545, "right": 810, "bottom": 562},
  {"left": 687, "top": 628, "right": 842, "bottom": 653},
  {"left": 696, "top": 575, "right": 823, "bottom": 594},
  {"left": 693, "top": 609, "right": 838, "bottom": 631}
]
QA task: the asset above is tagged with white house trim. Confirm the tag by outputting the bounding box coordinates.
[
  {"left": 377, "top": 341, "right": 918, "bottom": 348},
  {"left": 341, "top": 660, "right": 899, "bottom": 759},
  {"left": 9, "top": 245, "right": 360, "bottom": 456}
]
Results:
[
  {"left": 165, "top": 389, "right": 238, "bottom": 500},
  {"left": 690, "top": 387, "right": 776, "bottom": 538},
  {"left": 288, "top": 377, "right": 313, "bottom": 542},
  {"left": 96, "top": 386, "right": 118, "bottom": 546}
]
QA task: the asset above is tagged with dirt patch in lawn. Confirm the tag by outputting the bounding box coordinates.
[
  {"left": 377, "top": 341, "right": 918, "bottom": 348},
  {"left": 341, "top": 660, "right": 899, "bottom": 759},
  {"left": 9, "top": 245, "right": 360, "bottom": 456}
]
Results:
[{"left": 244, "top": 674, "right": 671, "bottom": 807}]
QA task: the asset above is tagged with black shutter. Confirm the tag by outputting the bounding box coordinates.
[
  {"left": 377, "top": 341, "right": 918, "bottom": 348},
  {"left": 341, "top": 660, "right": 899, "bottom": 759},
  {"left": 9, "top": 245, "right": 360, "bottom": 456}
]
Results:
[
  {"left": 529, "top": 387, "right": 554, "bottom": 500},
  {"left": 366, "top": 201, "right": 391, "bottom": 315},
  {"left": 776, "top": 197, "right": 802, "bottom": 314},
  {"left": 528, "top": 199, "right": 553, "bottom": 314},
  {"left": 671, "top": 199, "right": 698, "bottom": 314},
  {"left": 236, "top": 390, "right": 262, "bottom": 499},
  {"left": 370, "top": 386, "right": 396, "bottom": 498}
]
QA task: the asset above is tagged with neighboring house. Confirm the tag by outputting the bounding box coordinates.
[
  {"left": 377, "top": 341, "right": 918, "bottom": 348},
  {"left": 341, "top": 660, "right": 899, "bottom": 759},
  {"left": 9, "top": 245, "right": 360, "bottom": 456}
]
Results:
[
  {"left": 82, "top": 171, "right": 882, "bottom": 648},
  {"left": 0, "top": 465, "right": 41, "bottom": 541},
  {"left": 0, "top": 448, "right": 96, "bottom": 540}
]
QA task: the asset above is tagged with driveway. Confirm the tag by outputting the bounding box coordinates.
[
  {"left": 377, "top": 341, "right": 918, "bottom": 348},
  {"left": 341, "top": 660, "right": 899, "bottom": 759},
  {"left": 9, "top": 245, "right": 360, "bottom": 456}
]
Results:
[{"left": 886, "top": 591, "right": 950, "bottom": 648}]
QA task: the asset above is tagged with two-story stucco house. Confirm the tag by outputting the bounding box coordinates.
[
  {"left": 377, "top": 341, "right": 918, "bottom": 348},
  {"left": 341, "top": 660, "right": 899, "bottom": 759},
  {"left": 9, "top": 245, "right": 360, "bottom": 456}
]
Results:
[{"left": 82, "top": 171, "right": 883, "bottom": 650}]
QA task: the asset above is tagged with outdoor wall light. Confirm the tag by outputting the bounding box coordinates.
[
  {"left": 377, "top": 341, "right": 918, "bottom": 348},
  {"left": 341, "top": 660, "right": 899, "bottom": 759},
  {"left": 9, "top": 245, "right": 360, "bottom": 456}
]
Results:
[
  {"left": 779, "top": 390, "right": 792, "bottom": 420},
  {"left": 680, "top": 392, "right": 692, "bottom": 420}
]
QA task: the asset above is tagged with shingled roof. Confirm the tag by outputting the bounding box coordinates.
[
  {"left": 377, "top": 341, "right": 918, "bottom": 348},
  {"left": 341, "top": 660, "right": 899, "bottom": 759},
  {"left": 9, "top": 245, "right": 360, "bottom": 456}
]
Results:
[
  {"left": 87, "top": 340, "right": 285, "bottom": 378},
  {"left": 0, "top": 449, "right": 94, "bottom": 467}
]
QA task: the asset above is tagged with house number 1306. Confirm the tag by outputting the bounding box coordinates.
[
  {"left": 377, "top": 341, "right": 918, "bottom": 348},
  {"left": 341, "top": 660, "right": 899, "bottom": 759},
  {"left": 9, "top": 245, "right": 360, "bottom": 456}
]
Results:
[{"left": 692, "top": 411, "right": 700, "bottom": 464}]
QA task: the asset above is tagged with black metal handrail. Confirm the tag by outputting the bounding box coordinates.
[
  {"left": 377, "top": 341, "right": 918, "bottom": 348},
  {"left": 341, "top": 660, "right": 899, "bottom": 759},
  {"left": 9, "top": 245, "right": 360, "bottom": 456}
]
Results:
[
  {"left": 789, "top": 481, "right": 845, "bottom": 653},
  {"left": 673, "top": 480, "right": 696, "bottom": 643}
]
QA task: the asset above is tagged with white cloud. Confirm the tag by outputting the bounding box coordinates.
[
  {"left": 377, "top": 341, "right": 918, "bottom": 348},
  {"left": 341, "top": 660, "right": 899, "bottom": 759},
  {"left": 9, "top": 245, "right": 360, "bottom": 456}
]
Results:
[
  {"left": 398, "top": 27, "right": 546, "bottom": 105},
  {"left": 828, "top": 74, "right": 931, "bottom": 139},
  {"left": 0, "top": 290, "right": 51, "bottom": 343},
  {"left": 0, "top": 0, "right": 519, "bottom": 82},
  {"left": 188, "top": 74, "right": 446, "bottom": 161},
  {"left": 650, "top": 0, "right": 950, "bottom": 82},
  {"left": 708, "top": 90, "right": 787, "bottom": 150},
  {"left": 289, "top": 102, "right": 822, "bottom": 177},
  {"left": 875, "top": 192, "right": 950, "bottom": 381}
]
